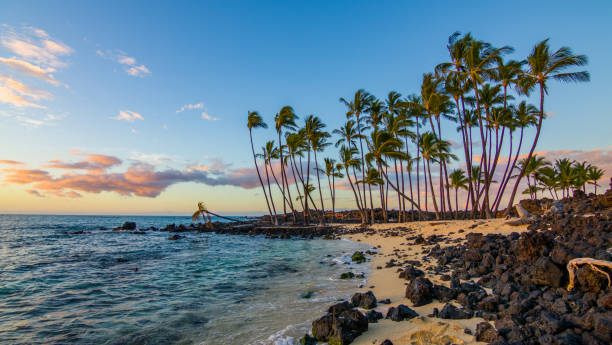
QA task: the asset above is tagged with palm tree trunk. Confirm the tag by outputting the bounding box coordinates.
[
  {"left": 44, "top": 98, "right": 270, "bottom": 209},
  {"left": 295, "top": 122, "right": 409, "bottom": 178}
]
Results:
[
  {"left": 263, "top": 159, "right": 279, "bottom": 225},
  {"left": 455, "top": 187, "right": 459, "bottom": 220},
  {"left": 415, "top": 121, "right": 422, "bottom": 219},
  {"left": 304, "top": 146, "right": 311, "bottom": 224},
  {"left": 426, "top": 158, "right": 440, "bottom": 219},
  {"left": 250, "top": 131, "right": 274, "bottom": 223},
  {"left": 356, "top": 114, "right": 369, "bottom": 223},
  {"left": 379, "top": 164, "right": 421, "bottom": 210},
  {"left": 313, "top": 149, "right": 325, "bottom": 225},
  {"left": 346, "top": 167, "right": 365, "bottom": 224},
  {"left": 290, "top": 154, "right": 305, "bottom": 211},
  {"left": 471, "top": 78, "right": 492, "bottom": 219},
  {"left": 493, "top": 129, "right": 513, "bottom": 212}
]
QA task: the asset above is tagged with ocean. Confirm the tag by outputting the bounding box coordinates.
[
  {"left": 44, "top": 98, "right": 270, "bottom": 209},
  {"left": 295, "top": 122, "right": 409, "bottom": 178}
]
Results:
[{"left": 0, "top": 214, "right": 371, "bottom": 345}]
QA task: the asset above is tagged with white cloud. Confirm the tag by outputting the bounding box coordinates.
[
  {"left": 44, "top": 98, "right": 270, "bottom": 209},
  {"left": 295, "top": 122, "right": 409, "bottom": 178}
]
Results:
[
  {"left": 175, "top": 102, "right": 218, "bottom": 121},
  {"left": 97, "top": 49, "right": 151, "bottom": 77},
  {"left": 201, "top": 111, "right": 218, "bottom": 121},
  {"left": 113, "top": 110, "right": 144, "bottom": 122},
  {"left": 176, "top": 102, "right": 204, "bottom": 113}
]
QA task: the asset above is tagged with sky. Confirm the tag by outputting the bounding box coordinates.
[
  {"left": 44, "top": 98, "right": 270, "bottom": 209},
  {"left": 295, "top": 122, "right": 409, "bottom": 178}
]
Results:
[{"left": 0, "top": 1, "right": 611, "bottom": 215}]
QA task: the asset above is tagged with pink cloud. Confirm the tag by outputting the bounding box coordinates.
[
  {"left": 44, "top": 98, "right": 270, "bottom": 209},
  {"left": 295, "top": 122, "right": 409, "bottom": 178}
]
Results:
[
  {"left": 43, "top": 153, "right": 122, "bottom": 172},
  {"left": 0, "top": 159, "right": 24, "bottom": 165}
]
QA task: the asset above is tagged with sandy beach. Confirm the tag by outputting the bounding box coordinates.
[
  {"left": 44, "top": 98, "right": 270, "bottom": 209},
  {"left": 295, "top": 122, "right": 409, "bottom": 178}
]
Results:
[{"left": 338, "top": 218, "right": 530, "bottom": 345}]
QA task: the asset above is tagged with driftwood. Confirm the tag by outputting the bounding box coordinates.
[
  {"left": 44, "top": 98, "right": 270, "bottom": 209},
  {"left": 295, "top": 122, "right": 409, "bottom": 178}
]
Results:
[{"left": 566, "top": 257, "right": 612, "bottom": 291}]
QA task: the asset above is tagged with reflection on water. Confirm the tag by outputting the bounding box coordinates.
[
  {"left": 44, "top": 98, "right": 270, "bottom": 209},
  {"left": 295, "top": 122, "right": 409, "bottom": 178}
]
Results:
[{"left": 0, "top": 215, "right": 370, "bottom": 345}]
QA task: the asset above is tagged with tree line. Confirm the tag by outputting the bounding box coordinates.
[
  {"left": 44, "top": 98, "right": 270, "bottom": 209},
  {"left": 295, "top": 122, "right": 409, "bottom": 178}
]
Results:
[{"left": 247, "top": 32, "right": 600, "bottom": 225}]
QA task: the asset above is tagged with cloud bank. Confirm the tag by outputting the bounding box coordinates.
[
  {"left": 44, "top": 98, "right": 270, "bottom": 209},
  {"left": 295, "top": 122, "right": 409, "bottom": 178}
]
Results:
[{"left": 1, "top": 152, "right": 261, "bottom": 198}]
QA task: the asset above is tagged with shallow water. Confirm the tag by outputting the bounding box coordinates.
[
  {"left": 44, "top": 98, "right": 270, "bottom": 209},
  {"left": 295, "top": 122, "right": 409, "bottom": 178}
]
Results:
[{"left": 0, "top": 215, "right": 370, "bottom": 345}]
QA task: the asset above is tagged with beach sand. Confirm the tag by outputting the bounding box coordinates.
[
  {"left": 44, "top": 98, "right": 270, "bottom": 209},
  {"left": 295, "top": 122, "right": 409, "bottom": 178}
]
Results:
[{"left": 337, "top": 218, "right": 530, "bottom": 345}]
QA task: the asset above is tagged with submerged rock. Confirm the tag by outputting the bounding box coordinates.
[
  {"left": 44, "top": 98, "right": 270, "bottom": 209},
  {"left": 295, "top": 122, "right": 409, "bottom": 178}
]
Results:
[
  {"left": 351, "top": 251, "right": 366, "bottom": 263},
  {"left": 340, "top": 272, "right": 355, "bottom": 279}
]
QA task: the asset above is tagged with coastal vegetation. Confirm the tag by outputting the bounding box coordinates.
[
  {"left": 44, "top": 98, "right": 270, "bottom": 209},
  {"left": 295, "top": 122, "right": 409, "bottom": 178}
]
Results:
[{"left": 247, "top": 32, "right": 602, "bottom": 224}]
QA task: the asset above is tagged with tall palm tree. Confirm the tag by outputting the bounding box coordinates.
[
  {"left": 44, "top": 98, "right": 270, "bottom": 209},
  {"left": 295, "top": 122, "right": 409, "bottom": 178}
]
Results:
[
  {"left": 247, "top": 111, "right": 275, "bottom": 224},
  {"left": 340, "top": 89, "right": 375, "bottom": 223},
  {"left": 274, "top": 106, "right": 298, "bottom": 222},
  {"left": 506, "top": 39, "right": 589, "bottom": 211},
  {"left": 586, "top": 166, "right": 604, "bottom": 194},
  {"left": 304, "top": 115, "right": 328, "bottom": 224},
  {"left": 339, "top": 145, "right": 366, "bottom": 224},
  {"left": 463, "top": 37, "right": 513, "bottom": 218},
  {"left": 311, "top": 130, "right": 331, "bottom": 223},
  {"left": 448, "top": 169, "right": 468, "bottom": 219}
]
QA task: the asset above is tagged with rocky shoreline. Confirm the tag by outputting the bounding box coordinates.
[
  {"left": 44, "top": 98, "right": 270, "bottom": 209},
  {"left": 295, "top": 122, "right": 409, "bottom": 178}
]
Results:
[{"left": 296, "top": 191, "right": 612, "bottom": 345}]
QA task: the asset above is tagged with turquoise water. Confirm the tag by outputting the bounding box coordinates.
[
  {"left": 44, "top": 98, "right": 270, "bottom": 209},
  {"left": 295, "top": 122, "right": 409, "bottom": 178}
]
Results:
[{"left": 0, "top": 215, "right": 370, "bottom": 345}]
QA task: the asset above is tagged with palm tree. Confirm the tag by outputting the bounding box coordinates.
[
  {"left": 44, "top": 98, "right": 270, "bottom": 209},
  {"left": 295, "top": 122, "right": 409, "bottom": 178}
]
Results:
[
  {"left": 311, "top": 130, "right": 331, "bottom": 223},
  {"left": 304, "top": 115, "right": 328, "bottom": 224},
  {"left": 260, "top": 141, "right": 280, "bottom": 224},
  {"left": 448, "top": 169, "right": 468, "bottom": 219},
  {"left": 274, "top": 106, "right": 298, "bottom": 222},
  {"left": 506, "top": 39, "right": 589, "bottom": 211},
  {"left": 366, "top": 129, "right": 420, "bottom": 212},
  {"left": 492, "top": 101, "right": 538, "bottom": 212},
  {"left": 339, "top": 145, "right": 366, "bottom": 224},
  {"left": 323, "top": 158, "right": 343, "bottom": 222},
  {"left": 419, "top": 132, "right": 442, "bottom": 219},
  {"left": 192, "top": 202, "right": 242, "bottom": 226},
  {"left": 247, "top": 111, "right": 275, "bottom": 224},
  {"left": 340, "top": 89, "right": 375, "bottom": 223},
  {"left": 586, "top": 166, "right": 605, "bottom": 194},
  {"left": 333, "top": 120, "right": 366, "bottom": 213},
  {"left": 286, "top": 132, "right": 306, "bottom": 211},
  {"left": 463, "top": 36, "right": 513, "bottom": 218},
  {"left": 357, "top": 167, "right": 385, "bottom": 222}
]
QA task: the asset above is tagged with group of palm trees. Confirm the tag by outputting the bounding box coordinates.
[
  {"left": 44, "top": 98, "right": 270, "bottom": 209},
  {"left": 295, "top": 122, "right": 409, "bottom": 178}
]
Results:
[
  {"left": 247, "top": 32, "right": 598, "bottom": 225},
  {"left": 518, "top": 156, "right": 604, "bottom": 200}
]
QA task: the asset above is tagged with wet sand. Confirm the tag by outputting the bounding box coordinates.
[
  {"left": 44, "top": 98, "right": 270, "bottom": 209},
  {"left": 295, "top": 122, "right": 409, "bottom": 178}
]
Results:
[{"left": 337, "top": 218, "right": 529, "bottom": 345}]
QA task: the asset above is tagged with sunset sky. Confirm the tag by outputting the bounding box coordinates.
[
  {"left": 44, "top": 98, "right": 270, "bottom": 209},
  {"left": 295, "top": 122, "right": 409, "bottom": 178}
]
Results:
[{"left": 1, "top": 1, "right": 611, "bottom": 215}]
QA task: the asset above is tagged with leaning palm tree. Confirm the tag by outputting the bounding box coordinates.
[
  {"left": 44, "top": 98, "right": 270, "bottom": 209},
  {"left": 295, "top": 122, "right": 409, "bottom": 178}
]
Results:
[
  {"left": 448, "top": 169, "right": 468, "bottom": 219},
  {"left": 247, "top": 111, "right": 274, "bottom": 224},
  {"left": 506, "top": 39, "right": 589, "bottom": 212},
  {"left": 586, "top": 166, "right": 605, "bottom": 194},
  {"left": 191, "top": 202, "right": 242, "bottom": 228}
]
